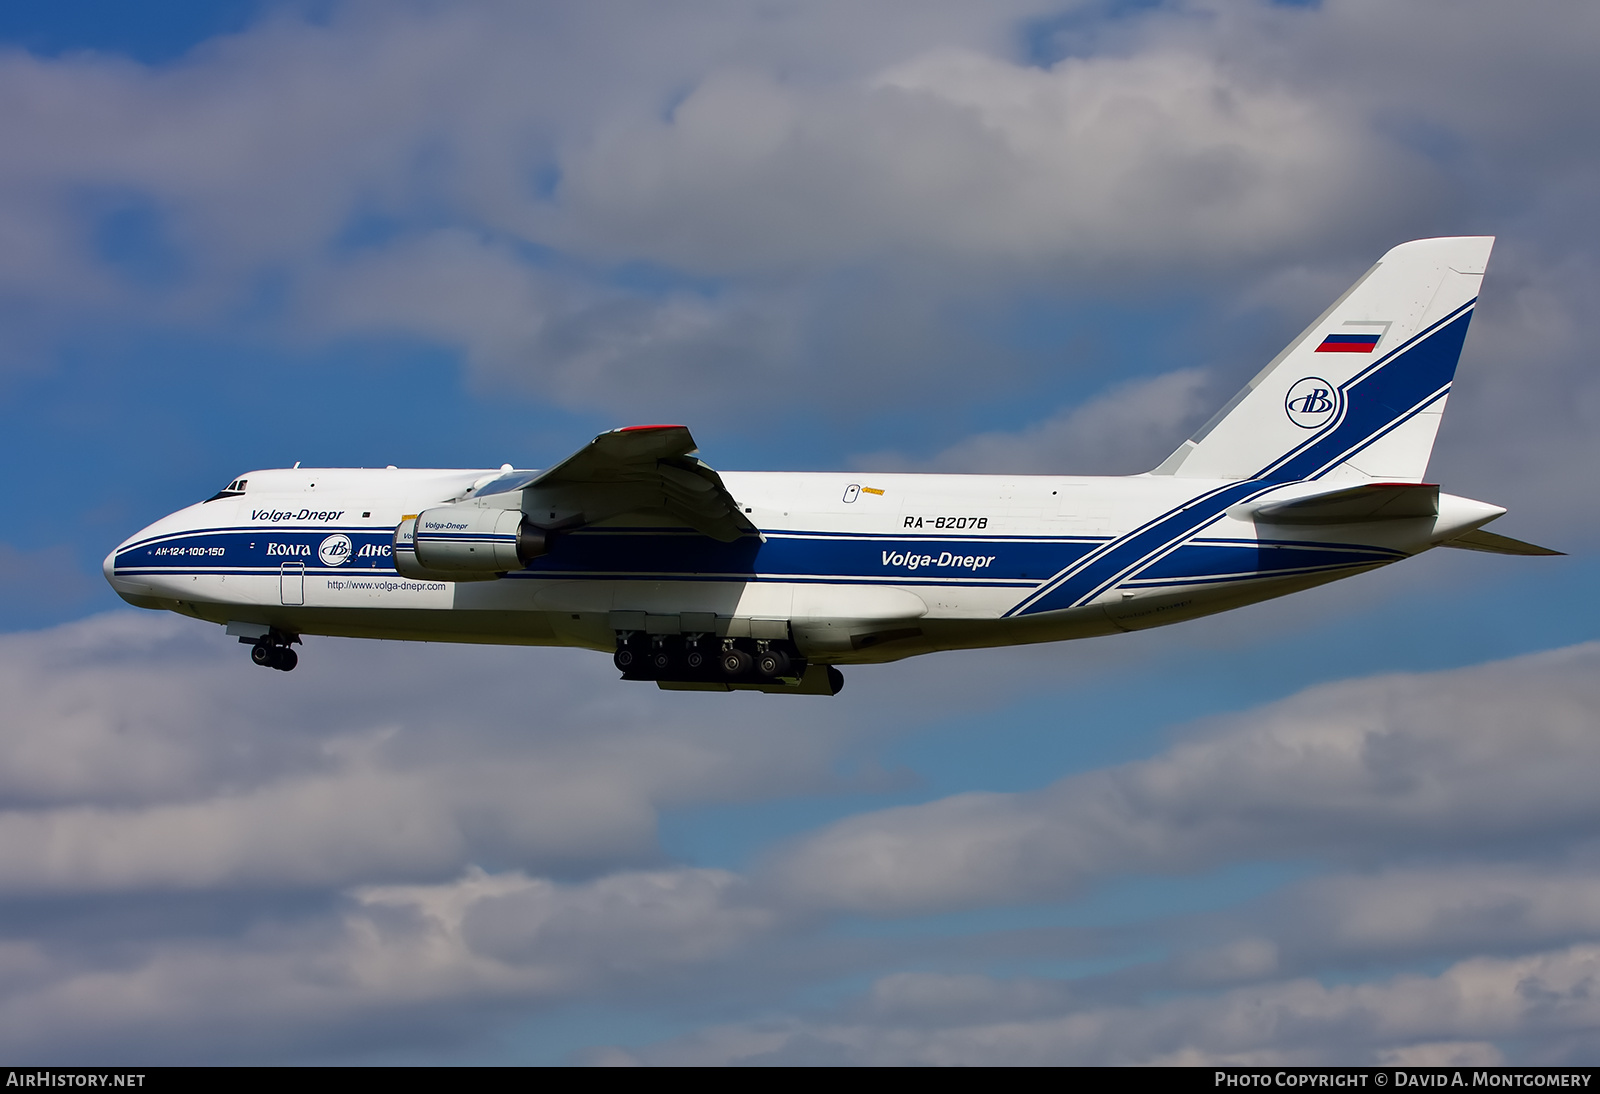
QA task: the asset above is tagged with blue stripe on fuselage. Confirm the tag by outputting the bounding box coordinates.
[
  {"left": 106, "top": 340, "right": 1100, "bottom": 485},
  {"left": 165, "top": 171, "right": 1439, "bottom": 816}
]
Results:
[
  {"left": 115, "top": 525, "right": 1410, "bottom": 601},
  {"left": 117, "top": 529, "right": 398, "bottom": 571},
  {"left": 510, "top": 529, "right": 1091, "bottom": 583},
  {"left": 1131, "top": 540, "right": 1403, "bottom": 583},
  {"left": 115, "top": 526, "right": 1096, "bottom": 586}
]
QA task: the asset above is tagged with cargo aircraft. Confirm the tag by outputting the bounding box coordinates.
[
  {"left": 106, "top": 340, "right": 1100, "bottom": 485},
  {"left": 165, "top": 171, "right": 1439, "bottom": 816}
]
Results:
[{"left": 105, "top": 237, "right": 1556, "bottom": 695}]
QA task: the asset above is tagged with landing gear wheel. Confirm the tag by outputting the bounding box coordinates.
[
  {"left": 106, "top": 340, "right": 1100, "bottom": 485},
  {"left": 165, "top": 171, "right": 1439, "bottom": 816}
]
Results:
[
  {"left": 614, "top": 647, "right": 638, "bottom": 673},
  {"left": 650, "top": 647, "right": 673, "bottom": 673},
  {"left": 684, "top": 648, "right": 706, "bottom": 671},
  {"left": 756, "top": 650, "right": 792, "bottom": 678},
  {"left": 720, "top": 648, "right": 753, "bottom": 677},
  {"left": 250, "top": 638, "right": 299, "bottom": 671}
]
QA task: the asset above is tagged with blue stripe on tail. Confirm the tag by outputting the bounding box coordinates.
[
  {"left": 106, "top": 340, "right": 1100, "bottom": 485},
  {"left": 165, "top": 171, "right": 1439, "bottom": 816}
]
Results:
[{"left": 1009, "top": 302, "right": 1476, "bottom": 617}]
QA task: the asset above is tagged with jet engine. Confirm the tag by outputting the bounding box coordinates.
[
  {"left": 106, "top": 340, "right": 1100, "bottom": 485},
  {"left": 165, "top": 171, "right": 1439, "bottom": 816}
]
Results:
[{"left": 392, "top": 505, "right": 547, "bottom": 580}]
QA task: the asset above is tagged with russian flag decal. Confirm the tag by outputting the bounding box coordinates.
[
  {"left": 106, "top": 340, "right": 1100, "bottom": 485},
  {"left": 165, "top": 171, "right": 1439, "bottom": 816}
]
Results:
[{"left": 1315, "top": 333, "right": 1381, "bottom": 353}]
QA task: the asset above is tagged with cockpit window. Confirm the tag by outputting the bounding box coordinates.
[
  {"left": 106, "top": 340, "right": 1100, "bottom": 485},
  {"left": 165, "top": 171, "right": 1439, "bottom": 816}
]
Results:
[{"left": 204, "top": 478, "right": 249, "bottom": 503}]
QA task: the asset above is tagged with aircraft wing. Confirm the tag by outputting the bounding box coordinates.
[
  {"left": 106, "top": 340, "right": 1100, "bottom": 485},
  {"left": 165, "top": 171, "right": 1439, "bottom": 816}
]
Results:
[{"left": 481, "top": 425, "right": 757, "bottom": 542}]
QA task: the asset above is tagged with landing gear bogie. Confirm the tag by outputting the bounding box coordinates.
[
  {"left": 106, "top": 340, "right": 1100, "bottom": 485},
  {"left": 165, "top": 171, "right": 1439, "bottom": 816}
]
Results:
[
  {"left": 243, "top": 630, "right": 300, "bottom": 672},
  {"left": 612, "top": 631, "right": 808, "bottom": 686}
]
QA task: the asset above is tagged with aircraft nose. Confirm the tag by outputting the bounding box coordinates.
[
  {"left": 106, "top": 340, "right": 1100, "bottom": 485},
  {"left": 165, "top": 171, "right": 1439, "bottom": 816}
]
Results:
[
  {"left": 103, "top": 540, "right": 157, "bottom": 607},
  {"left": 102, "top": 525, "right": 172, "bottom": 609}
]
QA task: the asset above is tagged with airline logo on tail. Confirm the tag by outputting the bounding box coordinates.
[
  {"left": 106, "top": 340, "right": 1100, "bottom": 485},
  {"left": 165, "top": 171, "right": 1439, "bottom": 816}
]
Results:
[{"left": 1284, "top": 377, "right": 1339, "bottom": 428}]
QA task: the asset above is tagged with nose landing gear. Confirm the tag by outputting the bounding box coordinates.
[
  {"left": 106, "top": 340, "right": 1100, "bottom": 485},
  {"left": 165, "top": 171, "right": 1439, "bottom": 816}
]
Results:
[{"left": 242, "top": 630, "right": 300, "bottom": 671}]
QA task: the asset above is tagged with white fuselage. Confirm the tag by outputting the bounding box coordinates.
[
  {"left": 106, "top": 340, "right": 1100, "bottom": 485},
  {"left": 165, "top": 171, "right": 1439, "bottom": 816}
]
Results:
[
  {"left": 104, "top": 466, "right": 1486, "bottom": 665},
  {"left": 104, "top": 238, "right": 1521, "bottom": 687}
]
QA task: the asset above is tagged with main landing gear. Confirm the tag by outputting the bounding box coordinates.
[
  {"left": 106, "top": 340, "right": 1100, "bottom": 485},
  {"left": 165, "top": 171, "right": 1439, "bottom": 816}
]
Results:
[
  {"left": 614, "top": 632, "right": 809, "bottom": 686},
  {"left": 242, "top": 630, "right": 300, "bottom": 672}
]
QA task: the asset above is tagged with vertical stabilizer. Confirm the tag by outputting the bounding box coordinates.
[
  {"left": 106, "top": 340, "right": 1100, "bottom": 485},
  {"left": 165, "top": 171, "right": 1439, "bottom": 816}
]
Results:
[{"left": 1154, "top": 237, "right": 1494, "bottom": 482}]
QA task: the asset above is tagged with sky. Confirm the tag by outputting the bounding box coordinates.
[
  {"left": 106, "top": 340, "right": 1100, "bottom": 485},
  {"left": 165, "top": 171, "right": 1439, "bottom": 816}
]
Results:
[{"left": 2, "top": 0, "right": 1599, "bottom": 1066}]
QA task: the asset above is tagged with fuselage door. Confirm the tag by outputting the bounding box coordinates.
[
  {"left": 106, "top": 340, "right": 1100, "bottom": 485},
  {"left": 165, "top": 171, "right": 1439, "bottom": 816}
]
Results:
[{"left": 280, "top": 562, "right": 305, "bottom": 606}]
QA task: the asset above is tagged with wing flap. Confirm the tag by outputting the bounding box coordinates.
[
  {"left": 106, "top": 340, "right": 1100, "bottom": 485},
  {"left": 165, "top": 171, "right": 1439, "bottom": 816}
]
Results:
[
  {"left": 656, "top": 456, "right": 754, "bottom": 542},
  {"left": 520, "top": 425, "right": 757, "bottom": 542}
]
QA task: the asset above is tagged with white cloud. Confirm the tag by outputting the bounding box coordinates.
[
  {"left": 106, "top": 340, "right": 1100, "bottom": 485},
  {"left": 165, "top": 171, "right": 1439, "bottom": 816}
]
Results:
[
  {"left": 863, "top": 971, "right": 1070, "bottom": 1023},
  {"left": 854, "top": 367, "right": 1216, "bottom": 474},
  {"left": 7, "top": 617, "right": 1600, "bottom": 1059},
  {"left": 0, "top": 864, "right": 776, "bottom": 1061},
  {"left": 1260, "top": 862, "right": 1600, "bottom": 969},
  {"left": 294, "top": 229, "right": 817, "bottom": 419},
  {"left": 554, "top": 48, "right": 1413, "bottom": 273},
  {"left": 603, "top": 944, "right": 1600, "bottom": 1065},
  {"left": 1, "top": 0, "right": 1596, "bottom": 471},
  {"left": 0, "top": 612, "right": 849, "bottom": 890},
  {"left": 767, "top": 642, "right": 1600, "bottom": 915},
  {"left": 1425, "top": 249, "right": 1600, "bottom": 547},
  {"left": 0, "top": 3, "right": 1067, "bottom": 304}
]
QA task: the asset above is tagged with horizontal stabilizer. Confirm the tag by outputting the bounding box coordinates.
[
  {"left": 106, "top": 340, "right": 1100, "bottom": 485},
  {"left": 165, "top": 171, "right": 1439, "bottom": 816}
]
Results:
[
  {"left": 1440, "top": 529, "right": 1564, "bottom": 556},
  {"left": 1252, "top": 482, "right": 1439, "bottom": 524}
]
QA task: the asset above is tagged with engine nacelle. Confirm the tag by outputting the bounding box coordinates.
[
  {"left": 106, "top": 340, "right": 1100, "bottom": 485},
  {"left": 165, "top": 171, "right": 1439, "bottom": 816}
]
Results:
[{"left": 392, "top": 506, "right": 547, "bottom": 580}]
